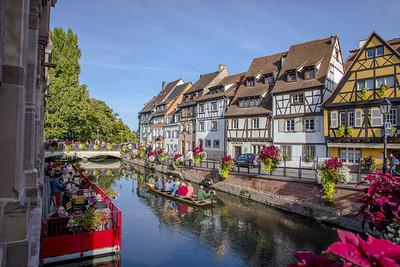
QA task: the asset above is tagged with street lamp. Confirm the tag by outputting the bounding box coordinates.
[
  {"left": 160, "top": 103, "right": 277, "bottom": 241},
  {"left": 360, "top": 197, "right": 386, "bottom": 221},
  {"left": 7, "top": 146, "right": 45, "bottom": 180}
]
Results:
[
  {"left": 182, "top": 127, "right": 187, "bottom": 156},
  {"left": 380, "top": 97, "right": 392, "bottom": 174},
  {"left": 119, "top": 130, "right": 123, "bottom": 144},
  {"left": 96, "top": 129, "right": 99, "bottom": 141}
]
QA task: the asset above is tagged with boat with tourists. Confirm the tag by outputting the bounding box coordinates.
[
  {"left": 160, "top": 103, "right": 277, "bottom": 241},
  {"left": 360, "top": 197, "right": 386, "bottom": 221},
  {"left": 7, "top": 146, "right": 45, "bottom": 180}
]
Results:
[
  {"left": 40, "top": 164, "right": 121, "bottom": 265},
  {"left": 146, "top": 183, "right": 215, "bottom": 207}
]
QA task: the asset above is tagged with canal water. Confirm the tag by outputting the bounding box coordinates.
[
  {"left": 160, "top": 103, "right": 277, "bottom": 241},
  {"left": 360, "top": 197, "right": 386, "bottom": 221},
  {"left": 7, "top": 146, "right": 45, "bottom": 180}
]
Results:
[{"left": 81, "top": 160, "right": 340, "bottom": 266}]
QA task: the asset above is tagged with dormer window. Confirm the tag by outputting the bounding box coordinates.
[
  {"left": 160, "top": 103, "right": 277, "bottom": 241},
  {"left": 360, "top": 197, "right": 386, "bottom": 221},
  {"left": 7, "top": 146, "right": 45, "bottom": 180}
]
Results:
[
  {"left": 305, "top": 69, "right": 314, "bottom": 80},
  {"left": 239, "top": 99, "right": 245, "bottom": 107},
  {"left": 248, "top": 78, "right": 255, "bottom": 87},
  {"left": 376, "top": 46, "right": 384, "bottom": 57},
  {"left": 267, "top": 76, "right": 274, "bottom": 83},
  {"left": 366, "top": 48, "right": 374, "bottom": 58},
  {"left": 288, "top": 72, "right": 296, "bottom": 82}
]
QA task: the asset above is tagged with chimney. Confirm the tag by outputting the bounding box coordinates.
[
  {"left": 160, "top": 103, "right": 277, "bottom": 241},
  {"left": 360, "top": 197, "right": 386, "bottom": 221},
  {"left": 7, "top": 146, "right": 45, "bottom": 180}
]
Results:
[
  {"left": 330, "top": 36, "right": 335, "bottom": 46},
  {"left": 162, "top": 81, "right": 166, "bottom": 90},
  {"left": 359, "top": 39, "right": 367, "bottom": 48},
  {"left": 219, "top": 64, "right": 226, "bottom": 71}
]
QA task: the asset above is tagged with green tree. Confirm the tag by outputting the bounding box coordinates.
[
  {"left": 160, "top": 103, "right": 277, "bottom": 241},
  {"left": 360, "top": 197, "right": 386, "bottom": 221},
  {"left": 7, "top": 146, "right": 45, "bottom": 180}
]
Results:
[{"left": 45, "top": 27, "right": 89, "bottom": 140}]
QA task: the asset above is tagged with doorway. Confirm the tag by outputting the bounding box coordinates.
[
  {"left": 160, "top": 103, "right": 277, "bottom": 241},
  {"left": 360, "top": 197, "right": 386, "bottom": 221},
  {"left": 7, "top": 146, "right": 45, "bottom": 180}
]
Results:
[{"left": 234, "top": 146, "right": 242, "bottom": 158}]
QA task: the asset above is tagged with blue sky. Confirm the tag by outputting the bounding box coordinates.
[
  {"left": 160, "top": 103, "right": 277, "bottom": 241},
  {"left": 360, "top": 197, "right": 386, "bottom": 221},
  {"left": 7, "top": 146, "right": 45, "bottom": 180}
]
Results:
[{"left": 50, "top": 0, "right": 400, "bottom": 131}]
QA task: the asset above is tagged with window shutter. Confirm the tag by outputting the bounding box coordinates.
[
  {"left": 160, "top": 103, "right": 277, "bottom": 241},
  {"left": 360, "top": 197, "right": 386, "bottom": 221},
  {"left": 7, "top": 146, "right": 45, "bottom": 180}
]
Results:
[
  {"left": 294, "top": 118, "right": 302, "bottom": 132},
  {"left": 331, "top": 111, "right": 338, "bottom": 128},
  {"left": 315, "top": 117, "right": 320, "bottom": 132},
  {"left": 355, "top": 110, "right": 362, "bottom": 127},
  {"left": 278, "top": 119, "right": 284, "bottom": 132},
  {"left": 371, "top": 109, "right": 382, "bottom": 127}
]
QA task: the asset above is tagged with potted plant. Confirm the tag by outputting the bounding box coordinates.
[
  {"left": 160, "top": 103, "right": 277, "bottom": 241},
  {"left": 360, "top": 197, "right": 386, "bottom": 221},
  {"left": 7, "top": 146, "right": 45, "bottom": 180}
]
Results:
[
  {"left": 132, "top": 148, "right": 139, "bottom": 158},
  {"left": 103, "top": 187, "right": 119, "bottom": 199},
  {"left": 64, "top": 140, "right": 73, "bottom": 153},
  {"left": 74, "top": 208, "right": 108, "bottom": 232},
  {"left": 339, "top": 125, "right": 346, "bottom": 137},
  {"left": 305, "top": 154, "right": 313, "bottom": 163},
  {"left": 50, "top": 140, "right": 58, "bottom": 153},
  {"left": 361, "top": 156, "right": 377, "bottom": 172},
  {"left": 316, "top": 157, "right": 351, "bottom": 203},
  {"left": 347, "top": 126, "right": 354, "bottom": 135},
  {"left": 138, "top": 146, "right": 146, "bottom": 158},
  {"left": 259, "top": 145, "right": 281, "bottom": 172},
  {"left": 173, "top": 154, "right": 183, "bottom": 168},
  {"left": 193, "top": 147, "right": 207, "bottom": 164},
  {"left": 380, "top": 84, "right": 389, "bottom": 97},
  {"left": 361, "top": 87, "right": 369, "bottom": 100},
  {"left": 157, "top": 148, "right": 168, "bottom": 162},
  {"left": 94, "top": 142, "right": 100, "bottom": 151},
  {"left": 218, "top": 156, "right": 236, "bottom": 179},
  {"left": 105, "top": 141, "right": 114, "bottom": 150},
  {"left": 120, "top": 144, "right": 126, "bottom": 154},
  {"left": 147, "top": 152, "right": 155, "bottom": 167}
]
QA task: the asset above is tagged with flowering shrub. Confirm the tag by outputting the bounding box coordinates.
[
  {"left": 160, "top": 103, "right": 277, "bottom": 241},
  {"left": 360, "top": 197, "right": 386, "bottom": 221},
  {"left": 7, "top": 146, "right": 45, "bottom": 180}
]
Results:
[
  {"left": 64, "top": 141, "right": 73, "bottom": 153},
  {"left": 289, "top": 228, "right": 400, "bottom": 266},
  {"left": 193, "top": 147, "right": 206, "bottom": 164},
  {"left": 361, "top": 155, "right": 377, "bottom": 172},
  {"left": 126, "top": 143, "right": 133, "bottom": 151},
  {"left": 380, "top": 84, "right": 389, "bottom": 97},
  {"left": 103, "top": 187, "right": 119, "bottom": 199},
  {"left": 94, "top": 142, "right": 100, "bottom": 151},
  {"left": 50, "top": 140, "right": 58, "bottom": 153},
  {"left": 74, "top": 208, "right": 108, "bottom": 232},
  {"left": 173, "top": 154, "right": 183, "bottom": 168},
  {"left": 147, "top": 152, "right": 155, "bottom": 167},
  {"left": 120, "top": 144, "right": 126, "bottom": 154},
  {"left": 218, "top": 156, "right": 235, "bottom": 179},
  {"left": 259, "top": 145, "right": 281, "bottom": 172},
  {"left": 132, "top": 148, "right": 139, "bottom": 158},
  {"left": 355, "top": 171, "right": 400, "bottom": 233},
  {"left": 105, "top": 141, "right": 114, "bottom": 150},
  {"left": 138, "top": 146, "right": 146, "bottom": 157},
  {"left": 76, "top": 140, "right": 86, "bottom": 150},
  {"left": 316, "top": 157, "right": 351, "bottom": 203},
  {"left": 157, "top": 148, "right": 168, "bottom": 162}
]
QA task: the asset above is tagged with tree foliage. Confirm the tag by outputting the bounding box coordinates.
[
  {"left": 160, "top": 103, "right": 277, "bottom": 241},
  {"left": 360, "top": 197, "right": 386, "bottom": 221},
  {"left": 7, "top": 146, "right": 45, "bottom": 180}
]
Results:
[{"left": 45, "top": 27, "right": 133, "bottom": 142}]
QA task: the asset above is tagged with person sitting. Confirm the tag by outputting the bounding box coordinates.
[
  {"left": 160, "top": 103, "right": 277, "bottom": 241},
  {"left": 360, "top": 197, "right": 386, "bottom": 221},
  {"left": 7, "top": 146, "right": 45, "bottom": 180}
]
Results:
[
  {"left": 186, "top": 183, "right": 194, "bottom": 199},
  {"left": 196, "top": 185, "right": 210, "bottom": 202},
  {"left": 176, "top": 182, "right": 188, "bottom": 198},
  {"left": 94, "top": 194, "right": 108, "bottom": 209},
  {"left": 61, "top": 168, "right": 71, "bottom": 179},
  {"left": 169, "top": 179, "right": 176, "bottom": 192},
  {"left": 79, "top": 179, "right": 89, "bottom": 190},
  {"left": 87, "top": 191, "right": 97, "bottom": 206},
  {"left": 64, "top": 177, "right": 73, "bottom": 190},
  {"left": 155, "top": 177, "right": 164, "bottom": 190},
  {"left": 69, "top": 183, "right": 78, "bottom": 196},
  {"left": 162, "top": 179, "right": 171, "bottom": 192},
  {"left": 171, "top": 181, "right": 180, "bottom": 196},
  {"left": 48, "top": 206, "right": 69, "bottom": 237}
]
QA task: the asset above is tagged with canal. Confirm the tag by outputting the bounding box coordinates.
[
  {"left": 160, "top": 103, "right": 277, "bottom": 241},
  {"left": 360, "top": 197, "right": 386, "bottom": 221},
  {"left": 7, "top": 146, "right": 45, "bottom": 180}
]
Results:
[{"left": 82, "top": 160, "right": 340, "bottom": 266}]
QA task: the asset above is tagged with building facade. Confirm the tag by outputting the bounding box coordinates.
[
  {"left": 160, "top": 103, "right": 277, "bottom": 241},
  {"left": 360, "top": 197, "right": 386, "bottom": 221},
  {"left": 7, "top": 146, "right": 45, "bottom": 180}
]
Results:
[{"left": 164, "top": 110, "right": 180, "bottom": 154}]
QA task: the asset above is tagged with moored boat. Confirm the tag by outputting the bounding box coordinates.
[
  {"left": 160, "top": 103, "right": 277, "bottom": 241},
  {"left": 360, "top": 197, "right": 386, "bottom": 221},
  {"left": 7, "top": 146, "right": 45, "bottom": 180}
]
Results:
[{"left": 146, "top": 183, "right": 215, "bottom": 207}]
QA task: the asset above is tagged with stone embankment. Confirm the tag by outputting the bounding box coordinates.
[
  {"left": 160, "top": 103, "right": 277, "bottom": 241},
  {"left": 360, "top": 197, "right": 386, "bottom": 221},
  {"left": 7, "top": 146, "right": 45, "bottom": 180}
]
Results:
[{"left": 123, "top": 157, "right": 369, "bottom": 233}]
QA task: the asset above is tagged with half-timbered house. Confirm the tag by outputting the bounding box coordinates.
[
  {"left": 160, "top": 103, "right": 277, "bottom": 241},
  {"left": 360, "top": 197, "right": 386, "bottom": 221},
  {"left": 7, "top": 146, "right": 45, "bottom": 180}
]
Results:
[
  {"left": 152, "top": 80, "right": 190, "bottom": 149},
  {"left": 322, "top": 32, "right": 400, "bottom": 169},
  {"left": 272, "top": 36, "right": 344, "bottom": 163},
  {"left": 196, "top": 73, "right": 244, "bottom": 159},
  {"left": 225, "top": 53, "right": 286, "bottom": 158},
  {"left": 138, "top": 97, "right": 155, "bottom": 145},
  {"left": 177, "top": 65, "right": 228, "bottom": 156}
]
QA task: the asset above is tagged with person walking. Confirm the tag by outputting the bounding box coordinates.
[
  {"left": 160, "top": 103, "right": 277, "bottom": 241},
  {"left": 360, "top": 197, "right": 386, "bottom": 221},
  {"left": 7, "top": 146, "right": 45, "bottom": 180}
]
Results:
[{"left": 389, "top": 153, "right": 400, "bottom": 176}]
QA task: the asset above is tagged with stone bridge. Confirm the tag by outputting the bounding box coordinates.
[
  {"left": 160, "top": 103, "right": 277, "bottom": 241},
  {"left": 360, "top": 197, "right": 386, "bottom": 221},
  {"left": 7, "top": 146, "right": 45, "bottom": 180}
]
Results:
[{"left": 45, "top": 149, "right": 121, "bottom": 161}]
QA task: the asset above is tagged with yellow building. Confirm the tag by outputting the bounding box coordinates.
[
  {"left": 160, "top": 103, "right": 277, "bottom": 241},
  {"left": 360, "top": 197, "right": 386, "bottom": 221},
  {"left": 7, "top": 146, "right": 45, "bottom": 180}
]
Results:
[{"left": 322, "top": 32, "right": 400, "bottom": 170}]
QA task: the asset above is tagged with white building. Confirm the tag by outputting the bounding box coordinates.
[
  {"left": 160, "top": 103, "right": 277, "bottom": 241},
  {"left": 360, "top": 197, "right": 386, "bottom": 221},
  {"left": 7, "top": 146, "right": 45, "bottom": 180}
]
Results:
[
  {"left": 164, "top": 110, "right": 180, "bottom": 154},
  {"left": 271, "top": 36, "right": 344, "bottom": 164}
]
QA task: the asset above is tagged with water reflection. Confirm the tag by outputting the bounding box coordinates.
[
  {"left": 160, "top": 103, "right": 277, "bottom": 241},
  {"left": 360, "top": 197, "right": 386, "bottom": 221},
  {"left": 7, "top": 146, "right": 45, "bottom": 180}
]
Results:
[{"left": 71, "top": 161, "right": 340, "bottom": 266}]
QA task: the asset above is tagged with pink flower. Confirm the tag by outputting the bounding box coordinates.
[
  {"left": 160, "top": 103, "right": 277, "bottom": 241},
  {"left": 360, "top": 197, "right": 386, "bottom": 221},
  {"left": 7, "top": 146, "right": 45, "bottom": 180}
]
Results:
[
  {"left": 148, "top": 152, "right": 155, "bottom": 157},
  {"left": 174, "top": 154, "right": 182, "bottom": 161},
  {"left": 288, "top": 251, "right": 341, "bottom": 267}
]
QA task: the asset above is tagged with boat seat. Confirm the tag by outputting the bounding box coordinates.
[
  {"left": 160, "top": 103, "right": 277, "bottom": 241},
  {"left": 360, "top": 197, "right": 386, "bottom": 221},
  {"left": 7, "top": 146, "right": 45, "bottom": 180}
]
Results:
[{"left": 65, "top": 201, "right": 73, "bottom": 213}]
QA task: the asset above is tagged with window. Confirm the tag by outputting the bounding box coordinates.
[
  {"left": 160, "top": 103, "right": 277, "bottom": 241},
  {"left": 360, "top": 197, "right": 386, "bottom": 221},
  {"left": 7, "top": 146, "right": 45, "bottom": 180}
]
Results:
[
  {"left": 355, "top": 110, "right": 362, "bottom": 127},
  {"left": 211, "top": 121, "right": 218, "bottom": 131},
  {"left": 371, "top": 109, "right": 382, "bottom": 127},
  {"left": 205, "top": 139, "right": 211, "bottom": 148},
  {"left": 304, "top": 119, "right": 314, "bottom": 131},
  {"left": 246, "top": 99, "right": 250, "bottom": 107},
  {"left": 253, "top": 118, "right": 259, "bottom": 129},
  {"left": 257, "top": 98, "right": 261, "bottom": 106},
  {"left": 376, "top": 76, "right": 395, "bottom": 88},
  {"left": 348, "top": 111, "right": 354, "bottom": 127},
  {"left": 366, "top": 48, "right": 374, "bottom": 58},
  {"left": 340, "top": 112, "right": 346, "bottom": 126},
  {"left": 305, "top": 69, "right": 314, "bottom": 79},
  {"left": 303, "top": 145, "right": 316, "bottom": 161},
  {"left": 233, "top": 120, "right": 238, "bottom": 129},
  {"left": 292, "top": 94, "right": 304, "bottom": 104},
  {"left": 340, "top": 147, "right": 361, "bottom": 164},
  {"left": 167, "top": 131, "right": 171, "bottom": 138},
  {"left": 387, "top": 109, "right": 397, "bottom": 126},
  {"left": 212, "top": 102, "right": 218, "bottom": 111},
  {"left": 214, "top": 140, "right": 220, "bottom": 148},
  {"left": 286, "top": 119, "right": 295, "bottom": 131},
  {"left": 251, "top": 99, "right": 255, "bottom": 106},
  {"left": 357, "top": 79, "right": 374, "bottom": 90},
  {"left": 267, "top": 76, "right": 274, "bottom": 83},
  {"left": 240, "top": 99, "right": 245, "bottom": 107},
  {"left": 281, "top": 145, "right": 292, "bottom": 161},
  {"left": 331, "top": 111, "right": 338, "bottom": 128},
  {"left": 375, "top": 46, "right": 384, "bottom": 57},
  {"left": 199, "top": 122, "right": 205, "bottom": 131},
  {"left": 200, "top": 104, "right": 205, "bottom": 113},
  {"left": 248, "top": 78, "right": 255, "bottom": 87},
  {"left": 288, "top": 73, "right": 296, "bottom": 82},
  {"left": 252, "top": 145, "right": 262, "bottom": 155}
]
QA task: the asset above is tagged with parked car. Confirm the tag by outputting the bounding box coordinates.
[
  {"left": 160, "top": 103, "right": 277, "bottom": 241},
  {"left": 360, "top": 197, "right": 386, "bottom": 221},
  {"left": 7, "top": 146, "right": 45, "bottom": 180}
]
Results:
[{"left": 233, "top": 154, "right": 259, "bottom": 168}]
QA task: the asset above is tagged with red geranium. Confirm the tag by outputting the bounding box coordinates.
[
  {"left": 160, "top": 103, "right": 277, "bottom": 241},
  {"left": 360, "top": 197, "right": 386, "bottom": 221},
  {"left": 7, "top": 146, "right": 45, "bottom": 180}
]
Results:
[
  {"left": 148, "top": 152, "right": 155, "bottom": 157},
  {"left": 174, "top": 154, "right": 182, "bottom": 161}
]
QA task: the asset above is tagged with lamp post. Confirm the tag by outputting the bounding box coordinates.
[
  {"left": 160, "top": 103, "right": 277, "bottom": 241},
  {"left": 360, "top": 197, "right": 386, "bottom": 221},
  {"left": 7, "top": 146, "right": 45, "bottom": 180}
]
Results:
[
  {"left": 97, "top": 129, "right": 99, "bottom": 141},
  {"left": 380, "top": 97, "right": 392, "bottom": 174},
  {"left": 119, "top": 130, "right": 123, "bottom": 144},
  {"left": 182, "top": 127, "right": 187, "bottom": 156}
]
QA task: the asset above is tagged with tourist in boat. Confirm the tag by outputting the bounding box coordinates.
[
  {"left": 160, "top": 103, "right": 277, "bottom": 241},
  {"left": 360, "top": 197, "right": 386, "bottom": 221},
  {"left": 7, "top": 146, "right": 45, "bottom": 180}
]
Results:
[
  {"left": 87, "top": 191, "right": 97, "bottom": 206},
  {"left": 169, "top": 178, "right": 176, "bottom": 192},
  {"left": 61, "top": 168, "right": 71, "bottom": 179},
  {"left": 69, "top": 183, "right": 78, "bottom": 196},
  {"left": 48, "top": 206, "right": 70, "bottom": 237},
  {"left": 176, "top": 182, "right": 188, "bottom": 198},
  {"left": 196, "top": 185, "right": 210, "bottom": 202},
  {"left": 94, "top": 194, "right": 108, "bottom": 209},
  {"left": 186, "top": 183, "right": 194, "bottom": 199},
  {"left": 50, "top": 176, "right": 64, "bottom": 207},
  {"left": 64, "top": 176, "right": 73, "bottom": 190},
  {"left": 79, "top": 179, "right": 89, "bottom": 190},
  {"left": 155, "top": 177, "right": 164, "bottom": 190},
  {"left": 162, "top": 179, "right": 171, "bottom": 192},
  {"left": 171, "top": 181, "right": 180, "bottom": 196}
]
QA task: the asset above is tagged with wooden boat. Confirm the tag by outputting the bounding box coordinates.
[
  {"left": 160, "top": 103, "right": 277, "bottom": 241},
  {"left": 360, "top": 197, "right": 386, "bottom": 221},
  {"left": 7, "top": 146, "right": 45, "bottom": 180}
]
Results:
[
  {"left": 40, "top": 165, "right": 122, "bottom": 265},
  {"left": 146, "top": 183, "right": 215, "bottom": 207}
]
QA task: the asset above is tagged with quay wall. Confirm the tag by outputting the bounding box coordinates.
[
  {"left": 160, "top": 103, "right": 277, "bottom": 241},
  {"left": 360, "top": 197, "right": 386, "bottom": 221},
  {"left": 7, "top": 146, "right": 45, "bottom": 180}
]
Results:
[{"left": 123, "top": 157, "right": 368, "bottom": 233}]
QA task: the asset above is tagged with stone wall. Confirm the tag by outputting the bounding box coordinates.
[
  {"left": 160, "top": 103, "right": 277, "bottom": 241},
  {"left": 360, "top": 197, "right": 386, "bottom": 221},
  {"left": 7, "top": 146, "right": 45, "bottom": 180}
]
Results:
[{"left": 124, "top": 157, "right": 367, "bottom": 233}]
